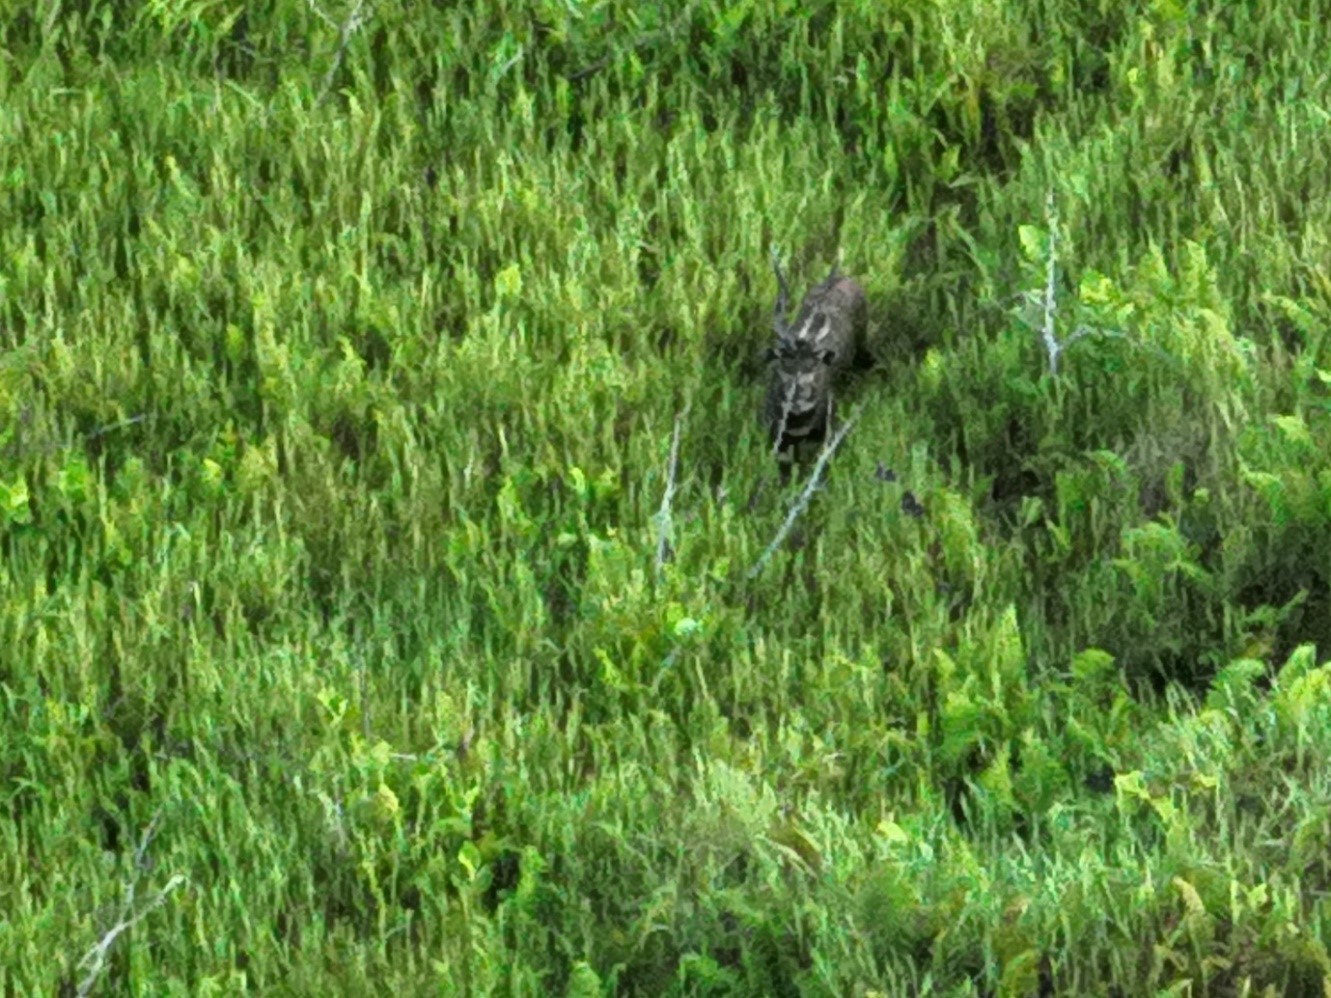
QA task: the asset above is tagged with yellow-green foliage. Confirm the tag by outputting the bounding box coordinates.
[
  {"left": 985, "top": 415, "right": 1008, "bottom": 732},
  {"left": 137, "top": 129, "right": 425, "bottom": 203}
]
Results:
[{"left": 4, "top": 1, "right": 1331, "bottom": 994}]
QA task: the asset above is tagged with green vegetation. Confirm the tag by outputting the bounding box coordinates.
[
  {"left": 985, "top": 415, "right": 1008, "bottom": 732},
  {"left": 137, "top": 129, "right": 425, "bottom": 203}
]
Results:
[{"left": 5, "top": 0, "right": 1331, "bottom": 993}]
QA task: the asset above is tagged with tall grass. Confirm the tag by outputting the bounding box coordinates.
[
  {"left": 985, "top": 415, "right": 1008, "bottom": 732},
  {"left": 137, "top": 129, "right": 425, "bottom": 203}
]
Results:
[{"left": 3, "top": 1, "right": 1331, "bottom": 993}]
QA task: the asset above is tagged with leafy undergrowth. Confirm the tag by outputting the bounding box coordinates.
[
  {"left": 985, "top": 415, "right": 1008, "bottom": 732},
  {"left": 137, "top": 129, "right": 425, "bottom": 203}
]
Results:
[{"left": 3, "top": 0, "right": 1331, "bottom": 994}]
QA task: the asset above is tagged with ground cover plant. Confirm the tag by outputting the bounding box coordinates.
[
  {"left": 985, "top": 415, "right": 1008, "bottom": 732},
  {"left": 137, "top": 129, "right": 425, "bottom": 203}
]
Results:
[{"left": 4, "top": 0, "right": 1331, "bottom": 994}]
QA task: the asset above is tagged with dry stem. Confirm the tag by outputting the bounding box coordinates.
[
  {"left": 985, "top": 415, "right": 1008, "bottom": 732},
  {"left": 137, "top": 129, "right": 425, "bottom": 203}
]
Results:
[
  {"left": 655, "top": 407, "right": 688, "bottom": 574},
  {"left": 747, "top": 401, "right": 864, "bottom": 580},
  {"left": 306, "top": 0, "right": 372, "bottom": 105},
  {"left": 75, "top": 810, "right": 185, "bottom": 998}
]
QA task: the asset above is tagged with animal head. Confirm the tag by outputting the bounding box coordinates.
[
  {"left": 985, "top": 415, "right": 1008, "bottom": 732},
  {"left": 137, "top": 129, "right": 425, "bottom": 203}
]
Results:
[
  {"left": 768, "top": 249, "right": 847, "bottom": 358},
  {"left": 766, "top": 336, "right": 837, "bottom": 403},
  {"left": 767, "top": 252, "right": 832, "bottom": 435}
]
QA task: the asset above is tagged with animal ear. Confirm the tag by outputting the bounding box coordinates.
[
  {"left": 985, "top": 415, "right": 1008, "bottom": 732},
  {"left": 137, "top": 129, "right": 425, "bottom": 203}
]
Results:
[{"left": 771, "top": 246, "right": 790, "bottom": 334}]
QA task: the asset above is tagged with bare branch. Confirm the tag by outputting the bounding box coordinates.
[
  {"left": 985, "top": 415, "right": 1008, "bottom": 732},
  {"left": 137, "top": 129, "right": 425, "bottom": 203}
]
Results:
[
  {"left": 747, "top": 402, "right": 865, "bottom": 580},
  {"left": 493, "top": 46, "right": 526, "bottom": 81},
  {"left": 306, "top": 0, "right": 372, "bottom": 105},
  {"left": 304, "top": 0, "right": 340, "bottom": 29},
  {"left": 1040, "top": 189, "right": 1061, "bottom": 376},
  {"left": 76, "top": 876, "right": 186, "bottom": 998},
  {"left": 131, "top": 810, "right": 162, "bottom": 871},
  {"left": 85, "top": 414, "right": 147, "bottom": 440},
  {"left": 566, "top": 55, "right": 612, "bottom": 83},
  {"left": 655, "top": 407, "right": 688, "bottom": 575},
  {"left": 75, "top": 810, "right": 185, "bottom": 998},
  {"left": 1024, "top": 190, "right": 1139, "bottom": 375}
]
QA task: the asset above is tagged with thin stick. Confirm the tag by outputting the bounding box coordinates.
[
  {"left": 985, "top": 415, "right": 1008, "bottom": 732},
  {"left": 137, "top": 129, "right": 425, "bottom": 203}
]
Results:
[
  {"left": 75, "top": 810, "right": 185, "bottom": 998},
  {"left": 76, "top": 876, "right": 186, "bottom": 998},
  {"left": 655, "top": 407, "right": 687, "bottom": 575},
  {"left": 1023, "top": 191, "right": 1145, "bottom": 372},
  {"left": 307, "top": 0, "right": 371, "bottom": 105},
  {"left": 747, "top": 402, "right": 864, "bottom": 580},
  {"left": 1040, "top": 189, "right": 1061, "bottom": 376},
  {"left": 85, "top": 414, "right": 147, "bottom": 440}
]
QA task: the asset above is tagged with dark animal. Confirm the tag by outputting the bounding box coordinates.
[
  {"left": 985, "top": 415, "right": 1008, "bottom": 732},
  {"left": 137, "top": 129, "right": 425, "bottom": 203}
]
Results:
[{"left": 763, "top": 250, "right": 868, "bottom": 479}]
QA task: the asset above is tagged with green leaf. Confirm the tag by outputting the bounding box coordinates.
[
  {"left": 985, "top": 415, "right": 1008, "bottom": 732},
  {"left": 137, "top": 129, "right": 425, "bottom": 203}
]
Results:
[
  {"left": 1071, "top": 647, "right": 1116, "bottom": 683},
  {"left": 457, "top": 840, "right": 482, "bottom": 881},
  {"left": 1276, "top": 643, "right": 1319, "bottom": 688},
  {"left": 989, "top": 604, "right": 1026, "bottom": 693},
  {"left": 1206, "top": 658, "right": 1265, "bottom": 712},
  {"left": 54, "top": 456, "right": 92, "bottom": 504},
  {"left": 494, "top": 262, "right": 523, "bottom": 300},
  {"left": 0, "top": 477, "right": 33, "bottom": 526},
  {"left": 1017, "top": 224, "right": 1046, "bottom": 263},
  {"left": 1271, "top": 413, "right": 1312, "bottom": 448},
  {"left": 1078, "top": 269, "right": 1117, "bottom": 305},
  {"left": 999, "top": 948, "right": 1040, "bottom": 998},
  {"left": 564, "top": 960, "right": 604, "bottom": 998},
  {"left": 939, "top": 691, "right": 982, "bottom": 767},
  {"left": 672, "top": 616, "right": 701, "bottom": 638}
]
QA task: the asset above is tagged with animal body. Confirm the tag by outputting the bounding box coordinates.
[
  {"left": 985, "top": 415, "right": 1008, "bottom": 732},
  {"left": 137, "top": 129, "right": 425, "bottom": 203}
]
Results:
[{"left": 762, "top": 250, "right": 868, "bottom": 479}]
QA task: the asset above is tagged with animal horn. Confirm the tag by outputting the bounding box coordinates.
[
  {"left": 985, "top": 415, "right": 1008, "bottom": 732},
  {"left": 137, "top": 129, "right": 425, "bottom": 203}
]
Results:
[
  {"left": 824, "top": 250, "right": 842, "bottom": 284},
  {"left": 770, "top": 244, "right": 790, "bottom": 338}
]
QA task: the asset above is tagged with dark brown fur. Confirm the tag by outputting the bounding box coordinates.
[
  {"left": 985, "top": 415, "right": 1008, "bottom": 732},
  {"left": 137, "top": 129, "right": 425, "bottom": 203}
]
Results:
[{"left": 763, "top": 252, "right": 868, "bottom": 478}]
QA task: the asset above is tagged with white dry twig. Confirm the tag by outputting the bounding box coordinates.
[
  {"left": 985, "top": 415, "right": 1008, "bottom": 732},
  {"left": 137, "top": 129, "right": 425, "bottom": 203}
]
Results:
[
  {"left": 655, "top": 407, "right": 688, "bottom": 575},
  {"left": 1038, "top": 190, "right": 1063, "bottom": 376},
  {"left": 75, "top": 810, "right": 186, "bottom": 998},
  {"left": 747, "top": 401, "right": 865, "bottom": 580},
  {"left": 85, "top": 414, "right": 148, "bottom": 440},
  {"left": 1027, "top": 189, "right": 1137, "bottom": 374},
  {"left": 306, "top": 0, "right": 372, "bottom": 105}
]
